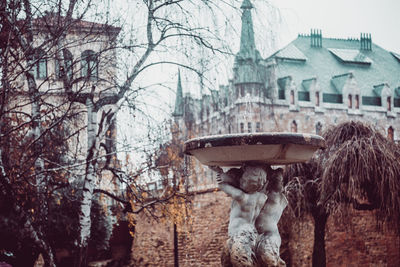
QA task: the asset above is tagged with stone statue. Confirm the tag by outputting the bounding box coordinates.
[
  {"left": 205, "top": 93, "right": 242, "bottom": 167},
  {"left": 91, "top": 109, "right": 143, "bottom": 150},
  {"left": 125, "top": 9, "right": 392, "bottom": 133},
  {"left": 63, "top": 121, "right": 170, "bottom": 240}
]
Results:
[
  {"left": 255, "top": 167, "right": 287, "bottom": 267},
  {"left": 210, "top": 165, "right": 287, "bottom": 267}
]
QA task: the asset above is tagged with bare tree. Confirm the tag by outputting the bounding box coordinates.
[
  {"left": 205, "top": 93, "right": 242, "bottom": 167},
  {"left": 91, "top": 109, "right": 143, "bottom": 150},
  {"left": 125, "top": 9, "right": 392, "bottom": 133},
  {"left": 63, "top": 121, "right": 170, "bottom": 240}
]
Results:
[
  {"left": 1, "top": 0, "right": 247, "bottom": 266},
  {"left": 284, "top": 121, "right": 400, "bottom": 267}
]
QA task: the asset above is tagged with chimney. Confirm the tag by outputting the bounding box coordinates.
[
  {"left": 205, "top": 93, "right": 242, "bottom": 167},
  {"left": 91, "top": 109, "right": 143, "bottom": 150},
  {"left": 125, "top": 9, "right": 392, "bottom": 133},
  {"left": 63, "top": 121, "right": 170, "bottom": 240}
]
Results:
[
  {"left": 310, "top": 29, "right": 322, "bottom": 48},
  {"left": 360, "top": 33, "right": 372, "bottom": 50}
]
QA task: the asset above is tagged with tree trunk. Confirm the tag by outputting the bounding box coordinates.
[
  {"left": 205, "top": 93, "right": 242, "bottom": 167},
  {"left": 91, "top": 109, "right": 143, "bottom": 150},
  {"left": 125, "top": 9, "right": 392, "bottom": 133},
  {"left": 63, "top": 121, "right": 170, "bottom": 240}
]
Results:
[
  {"left": 174, "top": 223, "right": 179, "bottom": 267},
  {"left": 312, "top": 210, "right": 328, "bottom": 267},
  {"left": 77, "top": 98, "right": 98, "bottom": 266}
]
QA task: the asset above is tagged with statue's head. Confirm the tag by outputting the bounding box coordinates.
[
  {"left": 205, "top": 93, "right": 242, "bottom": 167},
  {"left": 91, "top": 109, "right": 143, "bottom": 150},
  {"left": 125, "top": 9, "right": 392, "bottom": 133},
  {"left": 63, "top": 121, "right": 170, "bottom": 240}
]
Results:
[{"left": 240, "top": 165, "right": 267, "bottom": 193}]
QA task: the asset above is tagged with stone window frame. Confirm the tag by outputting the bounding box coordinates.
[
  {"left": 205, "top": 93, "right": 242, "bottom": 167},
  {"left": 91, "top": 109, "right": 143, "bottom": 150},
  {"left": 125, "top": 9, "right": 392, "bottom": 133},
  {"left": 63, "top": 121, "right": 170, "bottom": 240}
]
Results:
[
  {"left": 348, "top": 94, "right": 352, "bottom": 108},
  {"left": 30, "top": 48, "right": 47, "bottom": 80},
  {"left": 240, "top": 122, "right": 244, "bottom": 133},
  {"left": 247, "top": 122, "right": 252, "bottom": 133},
  {"left": 81, "top": 50, "right": 98, "bottom": 80},
  {"left": 256, "top": 122, "right": 261, "bottom": 132},
  {"left": 55, "top": 49, "right": 74, "bottom": 80},
  {"left": 387, "top": 96, "right": 392, "bottom": 111}
]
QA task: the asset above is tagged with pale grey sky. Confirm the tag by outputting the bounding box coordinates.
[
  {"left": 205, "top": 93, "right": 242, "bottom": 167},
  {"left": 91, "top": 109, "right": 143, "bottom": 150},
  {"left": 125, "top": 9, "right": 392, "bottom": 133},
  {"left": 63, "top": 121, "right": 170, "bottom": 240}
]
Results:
[{"left": 270, "top": 0, "right": 400, "bottom": 54}]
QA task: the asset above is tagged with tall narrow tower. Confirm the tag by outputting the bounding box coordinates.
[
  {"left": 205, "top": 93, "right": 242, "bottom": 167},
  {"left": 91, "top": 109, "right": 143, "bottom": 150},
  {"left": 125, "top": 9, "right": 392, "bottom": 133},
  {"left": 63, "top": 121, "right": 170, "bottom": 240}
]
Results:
[{"left": 233, "top": 0, "right": 266, "bottom": 98}]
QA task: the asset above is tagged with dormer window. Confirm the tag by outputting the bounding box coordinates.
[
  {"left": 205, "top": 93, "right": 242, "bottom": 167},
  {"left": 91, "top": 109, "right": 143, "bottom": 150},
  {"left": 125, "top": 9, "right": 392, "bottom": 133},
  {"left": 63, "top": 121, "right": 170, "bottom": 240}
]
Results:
[
  {"left": 348, "top": 94, "right": 352, "bottom": 108},
  {"left": 387, "top": 97, "right": 392, "bottom": 111},
  {"left": 315, "top": 92, "right": 320, "bottom": 106},
  {"left": 355, "top": 95, "right": 360, "bottom": 109}
]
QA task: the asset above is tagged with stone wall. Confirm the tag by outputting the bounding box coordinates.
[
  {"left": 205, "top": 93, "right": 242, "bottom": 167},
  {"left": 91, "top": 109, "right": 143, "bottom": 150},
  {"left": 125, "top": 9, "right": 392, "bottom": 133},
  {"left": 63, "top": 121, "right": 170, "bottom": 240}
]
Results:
[{"left": 132, "top": 190, "right": 400, "bottom": 267}]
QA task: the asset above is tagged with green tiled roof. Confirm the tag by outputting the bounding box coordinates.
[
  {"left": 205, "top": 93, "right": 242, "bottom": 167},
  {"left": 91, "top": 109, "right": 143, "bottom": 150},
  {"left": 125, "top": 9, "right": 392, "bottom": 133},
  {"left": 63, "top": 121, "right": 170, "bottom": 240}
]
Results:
[{"left": 269, "top": 34, "right": 400, "bottom": 98}]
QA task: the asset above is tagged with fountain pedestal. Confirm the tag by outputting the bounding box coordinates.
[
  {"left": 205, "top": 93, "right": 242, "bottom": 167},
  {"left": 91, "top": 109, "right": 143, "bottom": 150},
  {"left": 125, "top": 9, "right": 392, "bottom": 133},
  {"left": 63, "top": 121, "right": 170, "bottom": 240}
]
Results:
[{"left": 184, "top": 132, "right": 325, "bottom": 267}]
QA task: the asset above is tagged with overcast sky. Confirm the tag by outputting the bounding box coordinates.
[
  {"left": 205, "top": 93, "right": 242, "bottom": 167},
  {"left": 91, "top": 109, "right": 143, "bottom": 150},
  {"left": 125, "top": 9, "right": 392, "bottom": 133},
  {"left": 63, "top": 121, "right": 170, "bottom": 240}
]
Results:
[{"left": 269, "top": 0, "right": 400, "bottom": 54}]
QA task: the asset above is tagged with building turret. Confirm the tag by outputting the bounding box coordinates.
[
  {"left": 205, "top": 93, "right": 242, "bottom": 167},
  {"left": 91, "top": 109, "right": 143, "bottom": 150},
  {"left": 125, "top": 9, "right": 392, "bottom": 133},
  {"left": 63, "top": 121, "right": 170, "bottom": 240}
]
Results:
[{"left": 233, "top": 0, "right": 266, "bottom": 95}]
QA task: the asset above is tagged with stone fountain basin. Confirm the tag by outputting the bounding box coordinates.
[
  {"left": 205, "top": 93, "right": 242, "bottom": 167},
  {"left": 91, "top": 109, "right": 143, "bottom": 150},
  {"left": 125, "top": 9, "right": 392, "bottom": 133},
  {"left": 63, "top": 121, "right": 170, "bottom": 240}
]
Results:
[{"left": 184, "top": 132, "right": 325, "bottom": 166}]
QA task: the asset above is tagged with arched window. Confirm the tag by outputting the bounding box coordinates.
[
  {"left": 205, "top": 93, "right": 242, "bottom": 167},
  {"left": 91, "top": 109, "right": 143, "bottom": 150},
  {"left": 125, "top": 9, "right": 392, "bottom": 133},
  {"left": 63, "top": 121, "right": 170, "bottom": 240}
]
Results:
[
  {"left": 290, "top": 90, "right": 295, "bottom": 105},
  {"left": 355, "top": 95, "right": 360, "bottom": 109},
  {"left": 388, "top": 126, "right": 394, "bottom": 141},
  {"left": 315, "top": 91, "right": 320, "bottom": 107},
  {"left": 31, "top": 49, "right": 47, "bottom": 79},
  {"left": 247, "top": 122, "right": 252, "bottom": 133},
  {"left": 316, "top": 122, "right": 322, "bottom": 135},
  {"left": 256, "top": 122, "right": 261, "bottom": 132},
  {"left": 81, "top": 50, "right": 98, "bottom": 80},
  {"left": 56, "top": 49, "right": 73, "bottom": 79},
  {"left": 240, "top": 122, "right": 244, "bottom": 133},
  {"left": 348, "top": 94, "right": 352, "bottom": 108},
  {"left": 291, "top": 120, "right": 298, "bottom": 133}
]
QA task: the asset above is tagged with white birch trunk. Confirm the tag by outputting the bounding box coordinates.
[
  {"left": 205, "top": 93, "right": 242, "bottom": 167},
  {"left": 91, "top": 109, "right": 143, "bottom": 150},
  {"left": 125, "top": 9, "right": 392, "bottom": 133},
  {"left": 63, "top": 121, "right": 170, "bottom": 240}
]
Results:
[
  {"left": 26, "top": 66, "right": 48, "bottom": 221},
  {"left": 79, "top": 98, "right": 98, "bottom": 247}
]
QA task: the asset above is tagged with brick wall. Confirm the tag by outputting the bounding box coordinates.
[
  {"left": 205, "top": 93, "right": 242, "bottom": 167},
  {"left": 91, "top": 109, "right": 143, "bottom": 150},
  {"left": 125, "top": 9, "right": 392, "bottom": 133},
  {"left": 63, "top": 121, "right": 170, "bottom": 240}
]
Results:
[
  {"left": 131, "top": 191, "right": 400, "bottom": 267},
  {"left": 131, "top": 212, "right": 175, "bottom": 266},
  {"left": 324, "top": 209, "right": 400, "bottom": 267}
]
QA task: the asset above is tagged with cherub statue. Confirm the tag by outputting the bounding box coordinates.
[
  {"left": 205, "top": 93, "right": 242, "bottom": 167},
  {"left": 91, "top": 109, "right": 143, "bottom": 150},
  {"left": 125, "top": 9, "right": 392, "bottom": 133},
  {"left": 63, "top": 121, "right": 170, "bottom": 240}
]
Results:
[
  {"left": 210, "top": 165, "right": 288, "bottom": 267},
  {"left": 210, "top": 165, "right": 268, "bottom": 267},
  {"left": 255, "top": 167, "right": 287, "bottom": 267}
]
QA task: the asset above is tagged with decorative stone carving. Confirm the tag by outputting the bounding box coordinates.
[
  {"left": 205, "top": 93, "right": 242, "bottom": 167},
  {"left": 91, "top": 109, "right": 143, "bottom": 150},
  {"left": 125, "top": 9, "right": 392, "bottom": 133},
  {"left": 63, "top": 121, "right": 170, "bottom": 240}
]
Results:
[
  {"left": 184, "top": 132, "right": 325, "bottom": 266},
  {"left": 210, "top": 165, "right": 287, "bottom": 267}
]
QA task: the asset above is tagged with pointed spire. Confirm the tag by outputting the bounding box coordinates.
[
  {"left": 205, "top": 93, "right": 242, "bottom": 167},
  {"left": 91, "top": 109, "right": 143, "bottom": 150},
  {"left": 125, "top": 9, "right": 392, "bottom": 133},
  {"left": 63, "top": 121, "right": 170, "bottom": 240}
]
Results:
[
  {"left": 237, "top": 0, "right": 257, "bottom": 60},
  {"left": 173, "top": 69, "right": 183, "bottom": 117},
  {"left": 233, "top": 0, "right": 263, "bottom": 85}
]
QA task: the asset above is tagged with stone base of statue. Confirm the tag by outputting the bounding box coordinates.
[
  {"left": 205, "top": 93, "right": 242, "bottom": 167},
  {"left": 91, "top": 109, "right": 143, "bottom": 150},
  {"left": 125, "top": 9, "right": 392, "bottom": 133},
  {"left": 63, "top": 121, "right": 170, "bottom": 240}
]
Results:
[{"left": 184, "top": 133, "right": 325, "bottom": 267}]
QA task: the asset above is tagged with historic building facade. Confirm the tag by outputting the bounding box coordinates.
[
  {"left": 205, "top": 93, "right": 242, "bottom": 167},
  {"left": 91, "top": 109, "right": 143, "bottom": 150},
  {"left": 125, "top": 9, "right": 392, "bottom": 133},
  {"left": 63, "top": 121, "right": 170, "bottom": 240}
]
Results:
[{"left": 131, "top": 0, "right": 400, "bottom": 266}]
